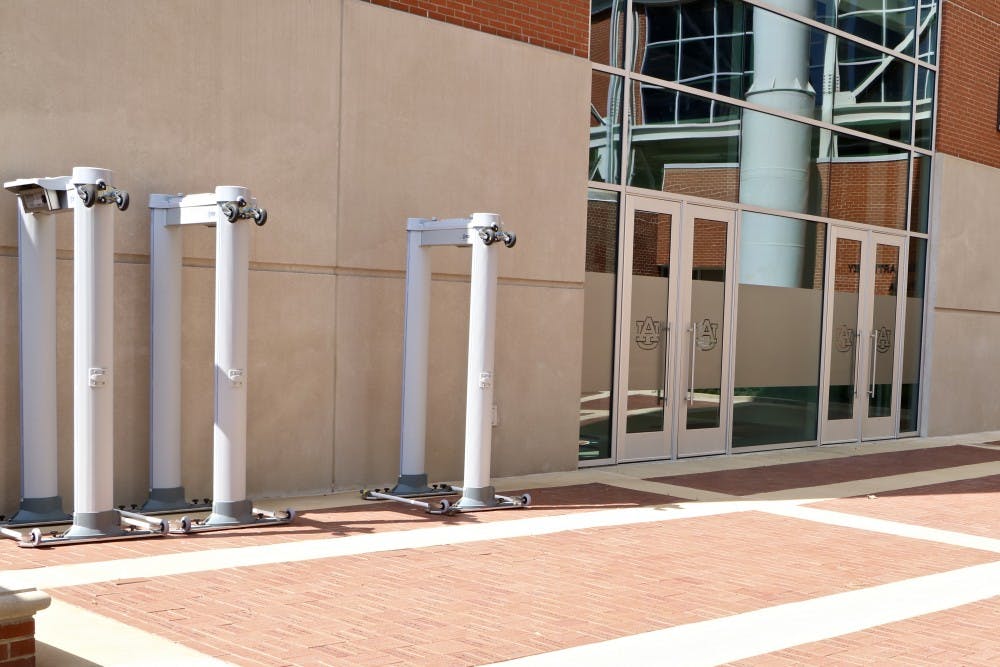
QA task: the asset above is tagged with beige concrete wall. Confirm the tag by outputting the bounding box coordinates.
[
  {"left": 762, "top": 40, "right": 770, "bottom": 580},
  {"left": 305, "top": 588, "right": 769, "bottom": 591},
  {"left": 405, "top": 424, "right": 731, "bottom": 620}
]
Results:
[
  {"left": 0, "top": 0, "right": 589, "bottom": 511},
  {"left": 926, "top": 154, "right": 1000, "bottom": 435}
]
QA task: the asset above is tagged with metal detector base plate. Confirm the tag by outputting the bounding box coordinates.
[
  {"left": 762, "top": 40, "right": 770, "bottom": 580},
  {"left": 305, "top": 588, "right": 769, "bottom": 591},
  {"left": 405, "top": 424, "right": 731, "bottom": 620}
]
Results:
[
  {"left": 435, "top": 493, "right": 531, "bottom": 515},
  {"left": 361, "top": 486, "right": 455, "bottom": 501},
  {"left": 172, "top": 510, "right": 295, "bottom": 535},
  {"left": 16, "top": 529, "right": 167, "bottom": 549},
  {"left": 1, "top": 517, "right": 73, "bottom": 529},
  {"left": 138, "top": 503, "right": 211, "bottom": 516}
]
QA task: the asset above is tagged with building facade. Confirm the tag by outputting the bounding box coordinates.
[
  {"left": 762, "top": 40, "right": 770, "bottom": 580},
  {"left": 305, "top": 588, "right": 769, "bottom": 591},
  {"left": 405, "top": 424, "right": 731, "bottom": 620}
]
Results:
[{"left": 0, "top": 0, "right": 997, "bottom": 511}]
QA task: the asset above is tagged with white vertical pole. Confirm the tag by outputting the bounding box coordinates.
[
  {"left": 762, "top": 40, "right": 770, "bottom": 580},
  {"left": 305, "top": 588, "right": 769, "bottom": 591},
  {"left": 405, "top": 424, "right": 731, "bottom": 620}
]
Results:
[
  {"left": 207, "top": 185, "right": 252, "bottom": 525},
  {"left": 67, "top": 166, "right": 119, "bottom": 538},
  {"left": 456, "top": 213, "right": 500, "bottom": 508},
  {"left": 13, "top": 200, "right": 68, "bottom": 522},
  {"left": 393, "top": 226, "right": 433, "bottom": 494},
  {"left": 145, "top": 208, "right": 186, "bottom": 510}
]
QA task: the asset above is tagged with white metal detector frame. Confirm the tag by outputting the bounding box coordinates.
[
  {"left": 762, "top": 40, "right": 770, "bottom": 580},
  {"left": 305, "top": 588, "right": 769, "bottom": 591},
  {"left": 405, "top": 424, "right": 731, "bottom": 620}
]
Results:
[
  {"left": 362, "top": 213, "right": 530, "bottom": 514},
  {"left": 2, "top": 175, "right": 74, "bottom": 526},
  {"left": 146, "top": 188, "right": 293, "bottom": 533},
  {"left": 1, "top": 167, "right": 170, "bottom": 547}
]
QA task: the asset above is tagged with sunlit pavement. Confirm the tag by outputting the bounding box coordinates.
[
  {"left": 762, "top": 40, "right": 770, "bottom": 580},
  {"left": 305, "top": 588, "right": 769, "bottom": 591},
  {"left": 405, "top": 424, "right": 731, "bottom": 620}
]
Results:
[{"left": 3, "top": 433, "right": 999, "bottom": 666}]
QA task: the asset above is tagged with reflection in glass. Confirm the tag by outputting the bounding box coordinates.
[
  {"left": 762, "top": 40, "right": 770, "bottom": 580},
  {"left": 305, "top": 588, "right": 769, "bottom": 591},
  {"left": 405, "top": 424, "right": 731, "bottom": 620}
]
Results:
[
  {"left": 914, "top": 67, "right": 935, "bottom": 149},
  {"left": 628, "top": 82, "right": 742, "bottom": 199},
  {"left": 633, "top": 0, "right": 748, "bottom": 100},
  {"left": 826, "top": 0, "right": 917, "bottom": 56},
  {"left": 827, "top": 149, "right": 909, "bottom": 230},
  {"left": 686, "top": 219, "right": 727, "bottom": 430},
  {"left": 591, "top": 0, "right": 626, "bottom": 68},
  {"left": 590, "top": 71, "right": 624, "bottom": 184},
  {"left": 836, "top": 38, "right": 914, "bottom": 145},
  {"left": 733, "top": 219, "right": 824, "bottom": 447},
  {"left": 910, "top": 154, "right": 931, "bottom": 233},
  {"left": 900, "top": 237, "right": 926, "bottom": 432},
  {"left": 741, "top": 111, "right": 830, "bottom": 223},
  {"left": 626, "top": 211, "right": 672, "bottom": 434},
  {"left": 869, "top": 243, "right": 900, "bottom": 418},
  {"left": 828, "top": 237, "right": 863, "bottom": 421},
  {"left": 917, "top": 0, "right": 938, "bottom": 64},
  {"left": 580, "top": 190, "right": 620, "bottom": 461}
]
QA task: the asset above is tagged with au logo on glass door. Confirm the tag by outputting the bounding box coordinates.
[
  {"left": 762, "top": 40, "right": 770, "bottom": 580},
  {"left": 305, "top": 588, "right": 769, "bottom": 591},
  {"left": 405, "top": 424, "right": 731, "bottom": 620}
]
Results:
[
  {"left": 694, "top": 318, "right": 718, "bottom": 351},
  {"left": 634, "top": 315, "right": 662, "bottom": 350}
]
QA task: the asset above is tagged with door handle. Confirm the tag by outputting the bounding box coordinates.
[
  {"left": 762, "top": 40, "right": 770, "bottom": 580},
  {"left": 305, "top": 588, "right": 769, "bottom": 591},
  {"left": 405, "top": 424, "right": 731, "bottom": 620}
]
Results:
[
  {"left": 852, "top": 329, "right": 861, "bottom": 398},
  {"left": 664, "top": 321, "right": 671, "bottom": 406},
  {"left": 687, "top": 323, "right": 696, "bottom": 404},
  {"left": 869, "top": 329, "right": 878, "bottom": 398}
]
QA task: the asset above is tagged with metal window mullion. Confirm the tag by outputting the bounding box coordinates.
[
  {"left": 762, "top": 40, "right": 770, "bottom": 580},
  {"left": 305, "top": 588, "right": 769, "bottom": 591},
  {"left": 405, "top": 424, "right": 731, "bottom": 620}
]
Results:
[{"left": 627, "top": 69, "right": 932, "bottom": 156}]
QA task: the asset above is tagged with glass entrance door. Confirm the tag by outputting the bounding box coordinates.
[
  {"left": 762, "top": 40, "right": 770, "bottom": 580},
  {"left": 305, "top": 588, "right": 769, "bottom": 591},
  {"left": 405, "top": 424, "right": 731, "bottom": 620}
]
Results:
[
  {"left": 614, "top": 199, "right": 735, "bottom": 461},
  {"left": 615, "top": 197, "right": 680, "bottom": 462},
  {"left": 676, "top": 205, "right": 736, "bottom": 457},
  {"left": 822, "top": 227, "right": 906, "bottom": 442}
]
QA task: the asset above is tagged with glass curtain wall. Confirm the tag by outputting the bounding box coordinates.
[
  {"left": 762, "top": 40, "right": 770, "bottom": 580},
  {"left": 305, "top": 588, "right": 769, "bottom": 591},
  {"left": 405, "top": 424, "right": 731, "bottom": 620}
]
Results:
[{"left": 582, "top": 0, "right": 935, "bottom": 460}]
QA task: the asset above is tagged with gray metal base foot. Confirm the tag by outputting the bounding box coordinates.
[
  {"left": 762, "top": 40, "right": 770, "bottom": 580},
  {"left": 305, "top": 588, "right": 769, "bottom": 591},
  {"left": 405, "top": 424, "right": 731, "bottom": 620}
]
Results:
[
  {"left": 142, "top": 486, "right": 194, "bottom": 513},
  {"left": 204, "top": 499, "right": 255, "bottom": 526},
  {"left": 390, "top": 473, "right": 433, "bottom": 496},
  {"left": 8, "top": 496, "right": 71, "bottom": 525},
  {"left": 381, "top": 473, "right": 455, "bottom": 498},
  {"left": 452, "top": 485, "right": 498, "bottom": 510},
  {"left": 64, "top": 509, "right": 125, "bottom": 539}
]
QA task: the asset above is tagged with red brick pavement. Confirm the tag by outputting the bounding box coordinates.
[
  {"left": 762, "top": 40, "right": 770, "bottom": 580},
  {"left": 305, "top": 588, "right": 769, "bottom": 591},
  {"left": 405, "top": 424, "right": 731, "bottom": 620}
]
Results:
[
  {"left": 729, "top": 596, "right": 1000, "bottom": 666},
  {"left": 0, "top": 484, "right": 682, "bottom": 571},
  {"left": 648, "top": 446, "right": 1000, "bottom": 496},
  {"left": 51, "top": 511, "right": 998, "bottom": 667},
  {"left": 811, "top": 474, "right": 1000, "bottom": 540}
]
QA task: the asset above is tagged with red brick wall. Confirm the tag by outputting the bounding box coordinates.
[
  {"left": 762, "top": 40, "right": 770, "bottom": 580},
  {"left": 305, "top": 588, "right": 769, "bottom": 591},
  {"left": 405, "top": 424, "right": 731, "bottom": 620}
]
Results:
[
  {"left": 824, "top": 159, "right": 909, "bottom": 230},
  {"left": 365, "top": 0, "right": 590, "bottom": 57},
  {"left": 936, "top": 0, "right": 1000, "bottom": 168},
  {"left": 586, "top": 199, "right": 618, "bottom": 273},
  {"left": 661, "top": 159, "right": 909, "bottom": 230},
  {"left": 0, "top": 619, "right": 36, "bottom": 666},
  {"left": 662, "top": 167, "right": 740, "bottom": 203}
]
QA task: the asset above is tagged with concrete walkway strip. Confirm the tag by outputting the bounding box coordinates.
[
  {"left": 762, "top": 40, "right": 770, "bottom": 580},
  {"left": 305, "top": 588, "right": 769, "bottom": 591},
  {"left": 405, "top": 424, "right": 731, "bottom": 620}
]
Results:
[
  {"left": 0, "top": 501, "right": 750, "bottom": 591},
  {"left": 489, "top": 561, "right": 1000, "bottom": 667},
  {"left": 35, "top": 598, "right": 235, "bottom": 667}
]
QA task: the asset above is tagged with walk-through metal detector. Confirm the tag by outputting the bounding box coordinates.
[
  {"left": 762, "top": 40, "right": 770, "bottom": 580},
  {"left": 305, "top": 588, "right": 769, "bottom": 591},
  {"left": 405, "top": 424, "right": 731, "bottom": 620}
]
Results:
[
  {"left": 2, "top": 175, "right": 73, "bottom": 526},
  {"left": 1, "top": 167, "right": 169, "bottom": 547},
  {"left": 362, "top": 213, "right": 530, "bottom": 514},
  {"left": 146, "top": 188, "right": 293, "bottom": 534}
]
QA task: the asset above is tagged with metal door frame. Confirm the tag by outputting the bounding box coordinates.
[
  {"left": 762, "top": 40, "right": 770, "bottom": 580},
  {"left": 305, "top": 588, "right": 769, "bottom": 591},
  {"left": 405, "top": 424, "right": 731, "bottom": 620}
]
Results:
[
  {"left": 613, "top": 196, "right": 682, "bottom": 463},
  {"left": 819, "top": 226, "right": 907, "bottom": 443}
]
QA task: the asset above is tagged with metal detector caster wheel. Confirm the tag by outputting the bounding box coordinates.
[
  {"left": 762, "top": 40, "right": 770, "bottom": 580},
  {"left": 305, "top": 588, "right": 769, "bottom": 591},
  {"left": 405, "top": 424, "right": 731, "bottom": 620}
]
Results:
[
  {"left": 284, "top": 509, "right": 296, "bottom": 521},
  {"left": 157, "top": 520, "right": 169, "bottom": 535},
  {"left": 179, "top": 516, "right": 192, "bottom": 533},
  {"left": 29, "top": 528, "right": 42, "bottom": 547},
  {"left": 503, "top": 232, "right": 517, "bottom": 248},
  {"left": 114, "top": 191, "right": 130, "bottom": 212},
  {"left": 520, "top": 493, "right": 531, "bottom": 506},
  {"left": 438, "top": 499, "right": 451, "bottom": 513},
  {"left": 252, "top": 208, "right": 267, "bottom": 226},
  {"left": 77, "top": 184, "right": 97, "bottom": 208},
  {"left": 222, "top": 202, "right": 240, "bottom": 223}
]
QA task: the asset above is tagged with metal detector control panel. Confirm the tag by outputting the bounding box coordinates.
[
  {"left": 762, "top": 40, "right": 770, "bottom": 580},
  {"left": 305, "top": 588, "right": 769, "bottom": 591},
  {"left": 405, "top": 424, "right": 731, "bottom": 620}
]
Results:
[{"left": 3, "top": 176, "right": 73, "bottom": 213}]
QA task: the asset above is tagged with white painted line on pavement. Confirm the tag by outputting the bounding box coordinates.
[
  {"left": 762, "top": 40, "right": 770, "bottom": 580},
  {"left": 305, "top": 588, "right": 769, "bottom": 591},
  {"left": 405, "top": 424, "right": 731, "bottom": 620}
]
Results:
[
  {"left": 489, "top": 561, "right": 1000, "bottom": 667},
  {"left": 762, "top": 503, "right": 1000, "bottom": 553},
  {"left": 0, "top": 501, "right": 750, "bottom": 591}
]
